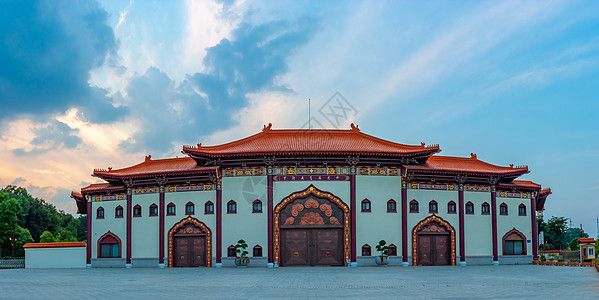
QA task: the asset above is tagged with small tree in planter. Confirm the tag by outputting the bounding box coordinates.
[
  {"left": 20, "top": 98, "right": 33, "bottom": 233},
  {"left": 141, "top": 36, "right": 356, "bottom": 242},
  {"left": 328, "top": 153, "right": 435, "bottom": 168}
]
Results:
[
  {"left": 375, "top": 240, "right": 389, "bottom": 266},
  {"left": 234, "top": 239, "right": 249, "bottom": 267}
]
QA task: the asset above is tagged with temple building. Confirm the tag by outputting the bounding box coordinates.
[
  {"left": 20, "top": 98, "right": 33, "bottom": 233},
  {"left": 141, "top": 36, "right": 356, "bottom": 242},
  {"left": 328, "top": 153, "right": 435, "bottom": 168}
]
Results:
[{"left": 71, "top": 124, "right": 551, "bottom": 268}]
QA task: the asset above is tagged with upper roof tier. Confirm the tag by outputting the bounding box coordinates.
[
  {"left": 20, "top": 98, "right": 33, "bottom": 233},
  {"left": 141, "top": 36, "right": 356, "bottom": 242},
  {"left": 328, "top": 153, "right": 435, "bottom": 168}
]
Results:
[
  {"left": 406, "top": 154, "right": 529, "bottom": 177},
  {"left": 93, "top": 156, "right": 218, "bottom": 180},
  {"left": 182, "top": 123, "right": 440, "bottom": 159}
]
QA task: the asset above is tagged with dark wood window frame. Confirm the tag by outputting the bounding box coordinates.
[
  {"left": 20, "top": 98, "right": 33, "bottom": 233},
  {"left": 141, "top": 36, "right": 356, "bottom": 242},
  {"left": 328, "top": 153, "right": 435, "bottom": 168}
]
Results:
[
  {"left": 429, "top": 200, "right": 438, "bottom": 213},
  {"left": 96, "top": 207, "right": 104, "bottom": 219},
  {"left": 204, "top": 201, "right": 214, "bottom": 215},
  {"left": 387, "top": 199, "right": 397, "bottom": 213},
  {"left": 362, "top": 244, "right": 371, "bottom": 256},
  {"left": 252, "top": 200, "right": 262, "bottom": 213},
  {"left": 227, "top": 200, "right": 237, "bottom": 214},
  {"left": 149, "top": 203, "right": 158, "bottom": 217},
  {"left": 465, "top": 202, "right": 474, "bottom": 215},
  {"left": 167, "top": 203, "right": 176, "bottom": 216},
  {"left": 253, "top": 245, "right": 263, "bottom": 257},
  {"left": 502, "top": 229, "right": 527, "bottom": 255},
  {"left": 98, "top": 231, "right": 121, "bottom": 258},
  {"left": 361, "top": 199, "right": 371, "bottom": 212},
  {"left": 481, "top": 202, "right": 490, "bottom": 215},
  {"left": 133, "top": 205, "right": 142, "bottom": 217},
  {"left": 185, "top": 202, "right": 195, "bottom": 215},
  {"left": 518, "top": 204, "right": 527, "bottom": 216},
  {"left": 115, "top": 205, "right": 123, "bottom": 218},
  {"left": 500, "top": 203, "right": 508, "bottom": 215},
  {"left": 388, "top": 244, "right": 397, "bottom": 256},
  {"left": 447, "top": 201, "right": 456, "bottom": 214},
  {"left": 227, "top": 245, "right": 236, "bottom": 257},
  {"left": 409, "top": 200, "right": 419, "bottom": 213}
]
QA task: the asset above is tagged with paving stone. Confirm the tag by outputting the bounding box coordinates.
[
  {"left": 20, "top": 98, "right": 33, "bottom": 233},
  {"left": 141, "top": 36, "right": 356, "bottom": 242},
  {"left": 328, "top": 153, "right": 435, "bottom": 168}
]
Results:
[{"left": 0, "top": 265, "right": 598, "bottom": 299}]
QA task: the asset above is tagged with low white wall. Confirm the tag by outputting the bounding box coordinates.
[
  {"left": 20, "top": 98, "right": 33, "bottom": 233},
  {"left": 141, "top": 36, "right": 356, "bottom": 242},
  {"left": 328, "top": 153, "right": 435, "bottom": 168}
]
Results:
[{"left": 25, "top": 247, "right": 86, "bottom": 268}]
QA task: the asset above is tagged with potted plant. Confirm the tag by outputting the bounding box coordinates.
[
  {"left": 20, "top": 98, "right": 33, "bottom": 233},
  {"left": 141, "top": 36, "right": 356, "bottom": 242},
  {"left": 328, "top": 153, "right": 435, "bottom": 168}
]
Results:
[
  {"left": 234, "top": 239, "right": 249, "bottom": 267},
  {"left": 567, "top": 259, "right": 578, "bottom": 266},
  {"left": 581, "top": 258, "right": 594, "bottom": 267},
  {"left": 375, "top": 240, "right": 389, "bottom": 266},
  {"left": 539, "top": 256, "right": 546, "bottom": 265},
  {"left": 555, "top": 259, "right": 565, "bottom": 266}
]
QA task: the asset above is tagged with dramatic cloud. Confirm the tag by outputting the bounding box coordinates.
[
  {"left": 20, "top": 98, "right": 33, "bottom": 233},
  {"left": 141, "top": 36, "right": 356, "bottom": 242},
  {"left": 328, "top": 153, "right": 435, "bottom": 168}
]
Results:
[
  {"left": 12, "top": 120, "right": 82, "bottom": 156},
  {"left": 121, "top": 18, "right": 320, "bottom": 154},
  {"left": 0, "top": 0, "right": 126, "bottom": 124}
]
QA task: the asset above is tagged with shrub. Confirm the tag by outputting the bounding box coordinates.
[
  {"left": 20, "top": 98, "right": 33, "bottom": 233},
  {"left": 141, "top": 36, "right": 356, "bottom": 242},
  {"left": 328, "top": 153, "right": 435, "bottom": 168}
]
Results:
[
  {"left": 540, "top": 257, "right": 546, "bottom": 261},
  {"left": 557, "top": 259, "right": 565, "bottom": 262},
  {"left": 569, "top": 259, "right": 579, "bottom": 262},
  {"left": 583, "top": 258, "right": 593, "bottom": 262}
]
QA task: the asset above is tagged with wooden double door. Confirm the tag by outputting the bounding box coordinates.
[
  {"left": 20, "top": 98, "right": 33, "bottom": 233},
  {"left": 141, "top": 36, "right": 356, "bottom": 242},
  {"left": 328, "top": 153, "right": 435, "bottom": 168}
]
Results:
[
  {"left": 173, "top": 235, "right": 206, "bottom": 267},
  {"left": 417, "top": 234, "right": 450, "bottom": 266},
  {"left": 280, "top": 228, "right": 343, "bottom": 266}
]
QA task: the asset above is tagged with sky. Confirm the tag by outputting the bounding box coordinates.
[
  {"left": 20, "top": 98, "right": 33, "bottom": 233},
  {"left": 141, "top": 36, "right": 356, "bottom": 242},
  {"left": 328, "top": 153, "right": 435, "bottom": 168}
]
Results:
[{"left": 0, "top": 0, "right": 598, "bottom": 237}]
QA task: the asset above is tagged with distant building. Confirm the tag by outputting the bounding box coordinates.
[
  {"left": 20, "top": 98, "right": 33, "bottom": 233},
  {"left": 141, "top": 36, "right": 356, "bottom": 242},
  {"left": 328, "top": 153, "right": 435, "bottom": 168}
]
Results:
[{"left": 72, "top": 124, "right": 551, "bottom": 267}]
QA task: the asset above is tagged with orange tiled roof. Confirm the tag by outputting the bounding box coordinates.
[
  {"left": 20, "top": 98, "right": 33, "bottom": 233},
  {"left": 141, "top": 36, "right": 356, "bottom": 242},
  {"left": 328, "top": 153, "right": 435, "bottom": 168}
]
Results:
[
  {"left": 540, "top": 188, "right": 552, "bottom": 196},
  {"left": 182, "top": 124, "right": 440, "bottom": 158},
  {"left": 578, "top": 238, "right": 596, "bottom": 243},
  {"left": 23, "top": 242, "right": 86, "bottom": 248},
  {"left": 501, "top": 180, "right": 541, "bottom": 189},
  {"left": 81, "top": 183, "right": 120, "bottom": 192},
  {"left": 93, "top": 156, "right": 217, "bottom": 180},
  {"left": 70, "top": 191, "right": 84, "bottom": 200},
  {"left": 406, "top": 155, "right": 529, "bottom": 176}
]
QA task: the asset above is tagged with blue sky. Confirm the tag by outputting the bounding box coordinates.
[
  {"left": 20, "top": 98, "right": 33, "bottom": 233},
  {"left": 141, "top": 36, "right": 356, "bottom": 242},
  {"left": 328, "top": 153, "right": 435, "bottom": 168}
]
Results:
[{"left": 0, "top": 0, "right": 598, "bottom": 236}]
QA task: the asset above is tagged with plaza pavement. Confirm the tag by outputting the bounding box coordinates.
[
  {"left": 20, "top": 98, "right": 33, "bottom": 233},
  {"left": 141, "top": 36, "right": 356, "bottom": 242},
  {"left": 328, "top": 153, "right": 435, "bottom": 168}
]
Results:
[{"left": 0, "top": 265, "right": 597, "bottom": 299}]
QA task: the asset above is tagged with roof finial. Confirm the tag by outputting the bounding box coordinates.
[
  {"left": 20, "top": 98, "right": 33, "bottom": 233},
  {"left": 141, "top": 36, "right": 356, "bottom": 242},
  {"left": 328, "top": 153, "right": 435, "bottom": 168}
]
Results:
[
  {"left": 421, "top": 142, "right": 425, "bottom": 147},
  {"left": 108, "top": 167, "right": 112, "bottom": 171},
  {"left": 145, "top": 155, "right": 152, "bottom": 162},
  {"left": 263, "top": 123, "right": 272, "bottom": 132},
  {"left": 470, "top": 153, "right": 477, "bottom": 160},
  {"left": 350, "top": 123, "right": 360, "bottom": 132},
  {"left": 510, "top": 164, "right": 514, "bottom": 168},
  {"left": 197, "top": 143, "right": 202, "bottom": 148}
]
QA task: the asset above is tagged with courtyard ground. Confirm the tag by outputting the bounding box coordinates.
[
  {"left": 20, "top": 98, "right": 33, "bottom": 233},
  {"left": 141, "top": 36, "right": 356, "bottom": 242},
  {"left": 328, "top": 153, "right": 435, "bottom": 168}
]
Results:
[{"left": 0, "top": 265, "right": 597, "bottom": 299}]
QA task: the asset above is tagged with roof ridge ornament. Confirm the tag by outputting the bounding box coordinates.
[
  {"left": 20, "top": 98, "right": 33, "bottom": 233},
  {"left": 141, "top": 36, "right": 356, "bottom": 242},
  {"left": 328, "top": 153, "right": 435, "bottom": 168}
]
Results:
[
  {"left": 263, "top": 123, "right": 273, "bottom": 132},
  {"left": 470, "top": 153, "right": 477, "bottom": 160},
  {"left": 350, "top": 123, "right": 360, "bottom": 132},
  {"left": 145, "top": 155, "right": 152, "bottom": 162}
]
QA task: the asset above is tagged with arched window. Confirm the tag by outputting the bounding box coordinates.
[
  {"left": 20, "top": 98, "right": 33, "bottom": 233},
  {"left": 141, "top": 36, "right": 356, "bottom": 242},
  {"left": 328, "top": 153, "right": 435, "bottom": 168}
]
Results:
[
  {"left": 410, "top": 200, "right": 419, "bottom": 213},
  {"left": 429, "top": 200, "right": 438, "bottom": 213},
  {"left": 361, "top": 199, "right": 371, "bottom": 212},
  {"left": 362, "top": 244, "right": 371, "bottom": 256},
  {"left": 253, "top": 245, "right": 263, "bottom": 257},
  {"left": 481, "top": 202, "right": 490, "bottom": 215},
  {"left": 133, "top": 204, "right": 142, "bottom": 217},
  {"left": 388, "top": 244, "right": 397, "bottom": 256},
  {"left": 227, "top": 200, "right": 237, "bottom": 214},
  {"left": 465, "top": 202, "right": 474, "bottom": 214},
  {"left": 503, "top": 229, "right": 526, "bottom": 255},
  {"left": 185, "top": 202, "right": 195, "bottom": 215},
  {"left": 167, "top": 203, "right": 176, "bottom": 215},
  {"left": 97, "top": 207, "right": 104, "bottom": 219},
  {"left": 149, "top": 203, "right": 158, "bottom": 216},
  {"left": 115, "top": 206, "right": 123, "bottom": 218},
  {"left": 252, "top": 200, "right": 262, "bottom": 213},
  {"left": 500, "top": 203, "right": 508, "bottom": 215},
  {"left": 447, "top": 201, "right": 456, "bottom": 214},
  {"left": 227, "top": 245, "right": 236, "bottom": 257},
  {"left": 205, "top": 201, "right": 214, "bottom": 214},
  {"left": 387, "top": 199, "right": 397, "bottom": 213},
  {"left": 98, "top": 231, "right": 121, "bottom": 258},
  {"left": 518, "top": 204, "right": 526, "bottom": 216}
]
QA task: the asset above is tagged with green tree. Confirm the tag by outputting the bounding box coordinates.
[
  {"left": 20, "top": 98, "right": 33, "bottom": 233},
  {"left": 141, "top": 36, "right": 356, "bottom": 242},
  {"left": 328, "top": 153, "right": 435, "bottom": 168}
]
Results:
[
  {"left": 564, "top": 227, "right": 589, "bottom": 245},
  {"left": 76, "top": 215, "right": 87, "bottom": 241},
  {"left": 569, "top": 237, "right": 580, "bottom": 251},
  {"left": 2, "top": 186, "right": 61, "bottom": 242},
  {"left": 544, "top": 217, "right": 569, "bottom": 250},
  {"left": 0, "top": 191, "right": 34, "bottom": 257},
  {"left": 39, "top": 231, "right": 56, "bottom": 243}
]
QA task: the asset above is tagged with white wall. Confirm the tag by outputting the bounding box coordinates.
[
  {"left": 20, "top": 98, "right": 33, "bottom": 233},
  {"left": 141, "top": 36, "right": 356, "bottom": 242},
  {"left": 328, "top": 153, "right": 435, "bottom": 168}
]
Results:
[
  {"left": 91, "top": 199, "right": 126, "bottom": 259},
  {"left": 131, "top": 193, "right": 159, "bottom": 258},
  {"left": 25, "top": 247, "right": 86, "bottom": 268},
  {"left": 496, "top": 196, "right": 532, "bottom": 256},
  {"left": 463, "top": 191, "right": 493, "bottom": 256}
]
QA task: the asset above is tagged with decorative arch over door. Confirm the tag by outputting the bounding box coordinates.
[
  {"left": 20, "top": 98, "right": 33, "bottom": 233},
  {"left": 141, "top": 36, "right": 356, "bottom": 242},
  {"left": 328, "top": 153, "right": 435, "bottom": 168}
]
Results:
[
  {"left": 168, "top": 216, "right": 212, "bottom": 267},
  {"left": 274, "top": 184, "right": 350, "bottom": 266},
  {"left": 412, "top": 215, "right": 456, "bottom": 266}
]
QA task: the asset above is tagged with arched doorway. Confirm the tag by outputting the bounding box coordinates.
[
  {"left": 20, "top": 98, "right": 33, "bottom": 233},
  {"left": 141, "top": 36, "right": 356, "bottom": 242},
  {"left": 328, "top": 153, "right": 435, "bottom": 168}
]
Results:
[
  {"left": 274, "top": 185, "right": 350, "bottom": 266},
  {"left": 412, "top": 215, "right": 456, "bottom": 266},
  {"left": 168, "top": 216, "right": 212, "bottom": 267}
]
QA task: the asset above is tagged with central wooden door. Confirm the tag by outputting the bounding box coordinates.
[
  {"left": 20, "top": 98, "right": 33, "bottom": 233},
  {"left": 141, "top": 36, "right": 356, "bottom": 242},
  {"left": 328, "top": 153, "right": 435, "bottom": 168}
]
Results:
[
  {"left": 280, "top": 228, "right": 343, "bottom": 266},
  {"left": 417, "top": 234, "right": 450, "bottom": 266},
  {"left": 173, "top": 235, "right": 206, "bottom": 267}
]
